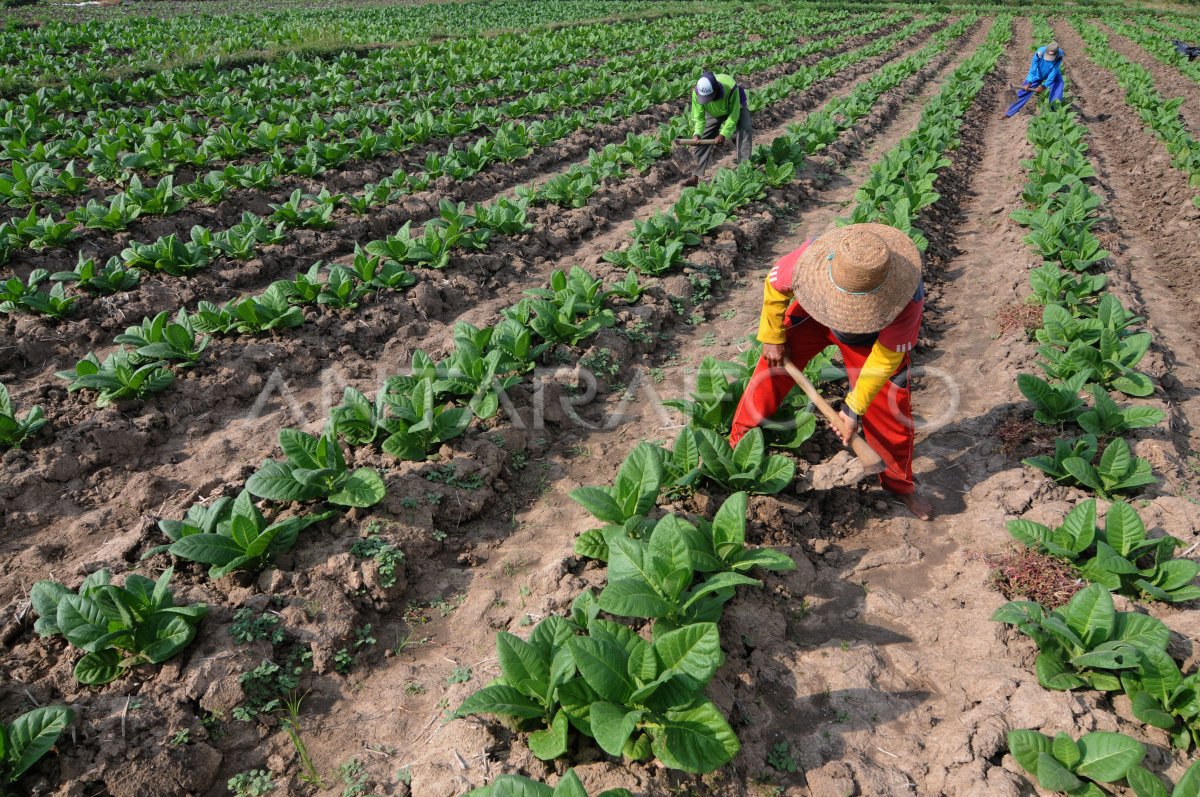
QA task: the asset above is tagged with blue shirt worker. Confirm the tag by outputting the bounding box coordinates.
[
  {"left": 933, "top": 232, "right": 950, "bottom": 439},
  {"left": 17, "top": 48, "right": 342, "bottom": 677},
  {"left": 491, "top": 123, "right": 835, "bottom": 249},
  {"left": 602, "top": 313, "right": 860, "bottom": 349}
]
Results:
[
  {"left": 1005, "top": 41, "right": 1064, "bottom": 117},
  {"left": 683, "top": 70, "right": 753, "bottom": 186}
]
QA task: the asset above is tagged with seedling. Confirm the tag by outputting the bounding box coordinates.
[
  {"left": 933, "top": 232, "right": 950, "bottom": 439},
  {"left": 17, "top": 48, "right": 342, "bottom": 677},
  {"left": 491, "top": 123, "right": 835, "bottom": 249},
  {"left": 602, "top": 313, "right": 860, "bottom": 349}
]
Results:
[{"left": 31, "top": 567, "right": 208, "bottom": 684}]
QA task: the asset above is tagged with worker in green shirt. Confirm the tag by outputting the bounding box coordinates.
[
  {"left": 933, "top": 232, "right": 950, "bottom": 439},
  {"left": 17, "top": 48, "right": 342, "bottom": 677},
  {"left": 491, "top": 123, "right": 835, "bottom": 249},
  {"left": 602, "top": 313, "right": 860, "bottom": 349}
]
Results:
[{"left": 684, "top": 70, "right": 752, "bottom": 187}]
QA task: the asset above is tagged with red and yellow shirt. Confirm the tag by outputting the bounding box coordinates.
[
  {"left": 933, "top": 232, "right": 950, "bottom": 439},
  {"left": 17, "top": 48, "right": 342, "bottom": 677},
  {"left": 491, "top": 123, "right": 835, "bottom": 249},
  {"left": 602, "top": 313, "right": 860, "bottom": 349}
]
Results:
[{"left": 757, "top": 240, "right": 924, "bottom": 416}]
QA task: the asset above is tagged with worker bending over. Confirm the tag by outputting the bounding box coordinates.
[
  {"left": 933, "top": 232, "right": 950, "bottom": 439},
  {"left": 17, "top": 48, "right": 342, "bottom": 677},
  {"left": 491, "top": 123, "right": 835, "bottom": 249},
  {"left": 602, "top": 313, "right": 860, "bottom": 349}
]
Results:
[
  {"left": 685, "top": 70, "right": 752, "bottom": 187},
  {"left": 729, "top": 224, "right": 933, "bottom": 520}
]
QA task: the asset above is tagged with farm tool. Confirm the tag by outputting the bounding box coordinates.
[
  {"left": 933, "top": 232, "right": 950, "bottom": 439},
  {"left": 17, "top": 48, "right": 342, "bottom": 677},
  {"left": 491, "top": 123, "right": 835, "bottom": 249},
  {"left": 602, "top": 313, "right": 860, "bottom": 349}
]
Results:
[
  {"left": 674, "top": 137, "right": 722, "bottom": 145},
  {"left": 783, "top": 361, "right": 886, "bottom": 474}
]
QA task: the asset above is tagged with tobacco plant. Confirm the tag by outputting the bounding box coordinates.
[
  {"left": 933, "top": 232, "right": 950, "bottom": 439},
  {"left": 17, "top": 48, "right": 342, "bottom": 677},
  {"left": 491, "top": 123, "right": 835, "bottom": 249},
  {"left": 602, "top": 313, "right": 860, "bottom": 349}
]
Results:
[
  {"left": 55, "top": 350, "right": 174, "bottom": 407},
  {"left": 1024, "top": 435, "right": 1156, "bottom": 499},
  {"left": 598, "top": 513, "right": 761, "bottom": 631},
  {"left": 113, "top": 310, "right": 210, "bottom": 368},
  {"left": 51, "top": 255, "right": 140, "bottom": 295},
  {"left": 0, "top": 381, "right": 47, "bottom": 449},
  {"left": 992, "top": 584, "right": 1169, "bottom": 691},
  {"left": 379, "top": 375, "right": 473, "bottom": 461},
  {"left": 31, "top": 567, "right": 208, "bottom": 685},
  {"left": 1008, "top": 729, "right": 1148, "bottom": 796},
  {"left": 1009, "top": 500, "right": 1200, "bottom": 604},
  {"left": 690, "top": 428, "right": 795, "bottom": 495},
  {"left": 246, "top": 430, "right": 386, "bottom": 508},
  {"left": 148, "top": 490, "right": 334, "bottom": 578},
  {"left": 466, "top": 769, "right": 630, "bottom": 797}
]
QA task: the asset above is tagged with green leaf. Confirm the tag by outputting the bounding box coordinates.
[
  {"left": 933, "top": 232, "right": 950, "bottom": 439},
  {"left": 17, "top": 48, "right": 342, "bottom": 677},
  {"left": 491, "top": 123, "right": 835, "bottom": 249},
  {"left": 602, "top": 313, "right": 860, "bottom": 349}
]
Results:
[
  {"left": 710, "top": 492, "right": 747, "bottom": 558},
  {"left": 1052, "top": 732, "right": 1081, "bottom": 769},
  {"left": 453, "top": 685, "right": 544, "bottom": 720},
  {"left": 496, "top": 632, "right": 550, "bottom": 702},
  {"left": 75, "top": 649, "right": 123, "bottom": 684},
  {"left": 1172, "top": 761, "right": 1200, "bottom": 797},
  {"left": 527, "top": 709, "right": 569, "bottom": 761},
  {"left": 1129, "top": 691, "right": 1177, "bottom": 730},
  {"left": 550, "top": 770, "right": 590, "bottom": 797},
  {"left": 613, "top": 443, "right": 664, "bottom": 519},
  {"left": 589, "top": 702, "right": 643, "bottom": 757},
  {"left": 568, "top": 637, "right": 633, "bottom": 704},
  {"left": 1075, "top": 731, "right": 1144, "bottom": 782},
  {"left": 168, "top": 533, "right": 244, "bottom": 566},
  {"left": 1064, "top": 584, "right": 1114, "bottom": 644},
  {"left": 1008, "top": 729, "right": 1052, "bottom": 774},
  {"left": 1035, "top": 751, "right": 1083, "bottom": 792},
  {"left": 651, "top": 699, "right": 740, "bottom": 773},
  {"left": 1036, "top": 650, "right": 1086, "bottom": 691},
  {"left": 328, "top": 467, "right": 385, "bottom": 507},
  {"left": 570, "top": 486, "right": 625, "bottom": 525},
  {"left": 1112, "top": 612, "right": 1169, "bottom": 655},
  {"left": 598, "top": 578, "right": 672, "bottom": 620},
  {"left": 6, "top": 706, "right": 73, "bottom": 780},
  {"left": 1126, "top": 765, "right": 1169, "bottom": 797},
  {"left": 652, "top": 622, "right": 722, "bottom": 683}
]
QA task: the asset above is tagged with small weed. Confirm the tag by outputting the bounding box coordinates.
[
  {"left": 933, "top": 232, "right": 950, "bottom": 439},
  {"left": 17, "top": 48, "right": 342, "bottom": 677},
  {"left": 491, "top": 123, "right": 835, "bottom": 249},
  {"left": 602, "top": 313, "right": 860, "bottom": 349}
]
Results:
[
  {"left": 668, "top": 297, "right": 688, "bottom": 316},
  {"left": 688, "top": 267, "right": 722, "bottom": 302},
  {"left": 338, "top": 758, "right": 369, "bottom": 797},
  {"left": 354, "top": 624, "right": 376, "bottom": 649},
  {"left": 399, "top": 496, "right": 419, "bottom": 510},
  {"left": 580, "top": 347, "right": 621, "bottom": 381},
  {"left": 510, "top": 450, "right": 528, "bottom": 470},
  {"left": 231, "top": 608, "right": 286, "bottom": 646},
  {"left": 425, "top": 491, "right": 443, "bottom": 506},
  {"left": 447, "top": 666, "right": 472, "bottom": 685},
  {"left": 424, "top": 463, "right": 483, "bottom": 489},
  {"left": 393, "top": 631, "right": 430, "bottom": 654},
  {"left": 720, "top": 309, "right": 737, "bottom": 320},
  {"left": 201, "top": 711, "right": 226, "bottom": 741},
  {"left": 334, "top": 648, "right": 354, "bottom": 674},
  {"left": 431, "top": 528, "right": 447, "bottom": 542},
  {"left": 839, "top": 640, "right": 850, "bottom": 652},
  {"left": 405, "top": 682, "right": 426, "bottom": 695},
  {"left": 228, "top": 770, "right": 275, "bottom": 797},
  {"left": 168, "top": 728, "right": 190, "bottom": 747},
  {"left": 701, "top": 332, "right": 717, "bottom": 346},
  {"left": 686, "top": 312, "right": 705, "bottom": 326},
  {"left": 834, "top": 710, "right": 850, "bottom": 724},
  {"left": 649, "top": 367, "right": 666, "bottom": 383},
  {"left": 517, "top": 614, "right": 533, "bottom": 627},
  {"left": 283, "top": 692, "right": 324, "bottom": 788},
  {"left": 350, "top": 531, "right": 405, "bottom": 589},
  {"left": 767, "top": 741, "right": 797, "bottom": 773},
  {"left": 233, "top": 646, "right": 312, "bottom": 721},
  {"left": 397, "top": 767, "right": 413, "bottom": 785},
  {"left": 621, "top": 319, "right": 654, "bottom": 344}
]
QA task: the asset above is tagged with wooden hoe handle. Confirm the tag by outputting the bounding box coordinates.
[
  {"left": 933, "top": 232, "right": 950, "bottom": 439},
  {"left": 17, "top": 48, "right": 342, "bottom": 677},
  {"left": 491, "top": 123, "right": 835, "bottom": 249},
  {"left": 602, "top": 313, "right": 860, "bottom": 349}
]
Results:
[
  {"left": 675, "top": 137, "right": 721, "bottom": 145},
  {"left": 782, "top": 361, "right": 886, "bottom": 474}
]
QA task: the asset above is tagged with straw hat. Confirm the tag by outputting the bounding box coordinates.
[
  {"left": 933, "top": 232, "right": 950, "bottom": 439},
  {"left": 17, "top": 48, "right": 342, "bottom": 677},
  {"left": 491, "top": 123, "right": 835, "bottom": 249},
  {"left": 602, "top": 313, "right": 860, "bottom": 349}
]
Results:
[
  {"left": 791, "top": 223, "right": 921, "bottom": 333},
  {"left": 1045, "top": 41, "right": 1060, "bottom": 58}
]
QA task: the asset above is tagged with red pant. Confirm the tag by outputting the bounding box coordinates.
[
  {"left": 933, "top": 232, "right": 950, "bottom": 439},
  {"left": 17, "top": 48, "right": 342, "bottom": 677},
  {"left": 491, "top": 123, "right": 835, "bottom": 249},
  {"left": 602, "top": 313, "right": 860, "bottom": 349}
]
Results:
[{"left": 729, "top": 311, "right": 915, "bottom": 495}]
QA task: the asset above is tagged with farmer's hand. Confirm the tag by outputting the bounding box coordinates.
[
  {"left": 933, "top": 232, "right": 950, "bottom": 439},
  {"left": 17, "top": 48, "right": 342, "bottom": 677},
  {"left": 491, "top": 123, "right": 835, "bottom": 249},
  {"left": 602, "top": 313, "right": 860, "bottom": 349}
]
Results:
[
  {"left": 837, "top": 408, "right": 858, "bottom": 446},
  {"left": 762, "top": 343, "right": 786, "bottom": 367},
  {"left": 691, "top": 136, "right": 701, "bottom": 144},
  {"left": 714, "top": 134, "right": 727, "bottom": 146},
  {"left": 1035, "top": 85, "right": 1045, "bottom": 94}
]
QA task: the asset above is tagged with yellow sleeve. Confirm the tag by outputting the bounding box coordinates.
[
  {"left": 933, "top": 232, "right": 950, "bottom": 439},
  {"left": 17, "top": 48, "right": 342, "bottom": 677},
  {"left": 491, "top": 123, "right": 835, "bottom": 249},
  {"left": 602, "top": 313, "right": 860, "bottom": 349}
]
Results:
[
  {"left": 756, "top": 276, "right": 791, "bottom": 345},
  {"left": 845, "top": 342, "right": 905, "bottom": 416}
]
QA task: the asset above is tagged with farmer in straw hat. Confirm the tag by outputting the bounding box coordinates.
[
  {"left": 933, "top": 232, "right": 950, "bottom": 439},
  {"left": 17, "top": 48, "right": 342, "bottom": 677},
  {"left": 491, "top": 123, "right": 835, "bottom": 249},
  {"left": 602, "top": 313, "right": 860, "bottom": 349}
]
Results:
[
  {"left": 729, "top": 224, "right": 934, "bottom": 520},
  {"left": 683, "top": 70, "right": 752, "bottom": 187},
  {"left": 1005, "top": 40, "right": 1065, "bottom": 117}
]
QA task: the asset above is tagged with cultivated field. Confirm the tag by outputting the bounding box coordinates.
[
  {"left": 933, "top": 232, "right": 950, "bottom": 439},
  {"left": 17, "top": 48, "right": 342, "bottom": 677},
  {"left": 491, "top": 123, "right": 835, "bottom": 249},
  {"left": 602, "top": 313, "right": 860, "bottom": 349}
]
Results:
[{"left": 2, "top": 1, "right": 1200, "bottom": 796}]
